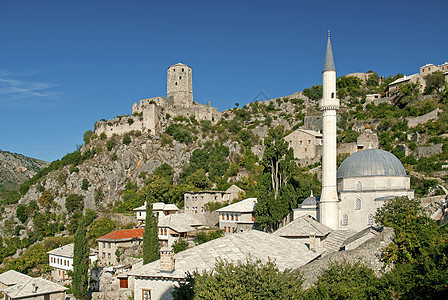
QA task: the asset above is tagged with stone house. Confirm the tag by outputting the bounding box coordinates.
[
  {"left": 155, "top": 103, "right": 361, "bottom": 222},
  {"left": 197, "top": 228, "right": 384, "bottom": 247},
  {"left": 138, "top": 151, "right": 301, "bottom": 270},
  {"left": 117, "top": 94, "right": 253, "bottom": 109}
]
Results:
[
  {"left": 386, "top": 73, "right": 425, "bottom": 96},
  {"left": 127, "top": 230, "right": 323, "bottom": 300},
  {"left": 337, "top": 129, "right": 379, "bottom": 156},
  {"left": 284, "top": 129, "right": 322, "bottom": 161},
  {"left": 183, "top": 184, "right": 243, "bottom": 214},
  {"left": 3, "top": 276, "right": 68, "bottom": 300},
  {"left": 47, "top": 243, "right": 98, "bottom": 280},
  {"left": 420, "top": 62, "right": 448, "bottom": 76},
  {"left": 97, "top": 228, "right": 144, "bottom": 266},
  {"left": 157, "top": 214, "right": 202, "bottom": 247},
  {"left": 216, "top": 198, "right": 257, "bottom": 234},
  {"left": 274, "top": 214, "right": 332, "bottom": 249},
  {"left": 134, "top": 202, "right": 179, "bottom": 225},
  {"left": 0, "top": 270, "right": 31, "bottom": 292}
]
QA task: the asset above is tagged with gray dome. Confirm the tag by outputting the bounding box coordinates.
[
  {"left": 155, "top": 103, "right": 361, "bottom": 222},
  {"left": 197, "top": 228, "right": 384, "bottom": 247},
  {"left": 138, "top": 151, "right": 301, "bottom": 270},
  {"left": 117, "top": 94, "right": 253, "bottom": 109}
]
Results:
[
  {"left": 337, "top": 149, "right": 406, "bottom": 178},
  {"left": 302, "top": 196, "right": 317, "bottom": 205}
]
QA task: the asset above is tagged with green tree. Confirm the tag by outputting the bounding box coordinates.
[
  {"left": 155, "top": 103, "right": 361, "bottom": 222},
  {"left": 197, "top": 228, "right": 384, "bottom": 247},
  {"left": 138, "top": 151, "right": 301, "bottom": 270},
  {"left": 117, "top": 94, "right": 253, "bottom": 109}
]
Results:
[
  {"left": 71, "top": 218, "right": 89, "bottom": 300},
  {"left": 172, "top": 259, "right": 303, "bottom": 300},
  {"left": 88, "top": 218, "right": 116, "bottom": 241},
  {"left": 424, "top": 71, "right": 446, "bottom": 94},
  {"left": 83, "top": 130, "right": 93, "bottom": 144},
  {"left": 304, "top": 261, "right": 383, "bottom": 299},
  {"left": 255, "top": 126, "right": 298, "bottom": 229},
  {"left": 81, "top": 179, "right": 89, "bottom": 191},
  {"left": 303, "top": 85, "right": 323, "bottom": 101},
  {"left": 143, "top": 201, "right": 159, "bottom": 264},
  {"left": 16, "top": 204, "right": 28, "bottom": 223},
  {"left": 172, "top": 238, "right": 189, "bottom": 253},
  {"left": 65, "top": 194, "right": 84, "bottom": 214}
]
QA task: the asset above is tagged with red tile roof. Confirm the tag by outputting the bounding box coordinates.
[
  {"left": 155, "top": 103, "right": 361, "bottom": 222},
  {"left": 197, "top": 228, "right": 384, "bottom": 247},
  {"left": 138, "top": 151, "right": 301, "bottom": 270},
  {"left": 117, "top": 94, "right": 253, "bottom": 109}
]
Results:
[{"left": 97, "top": 228, "right": 143, "bottom": 241}]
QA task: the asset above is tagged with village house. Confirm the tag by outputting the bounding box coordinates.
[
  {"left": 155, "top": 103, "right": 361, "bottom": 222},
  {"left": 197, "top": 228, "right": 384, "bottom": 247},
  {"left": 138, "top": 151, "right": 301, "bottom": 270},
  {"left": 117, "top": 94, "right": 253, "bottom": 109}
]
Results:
[
  {"left": 2, "top": 276, "right": 68, "bottom": 300},
  {"left": 284, "top": 129, "right": 323, "bottom": 162},
  {"left": 386, "top": 73, "right": 425, "bottom": 96},
  {"left": 134, "top": 202, "right": 179, "bottom": 226},
  {"left": 158, "top": 214, "right": 202, "bottom": 247},
  {"left": 127, "top": 230, "right": 324, "bottom": 300},
  {"left": 47, "top": 243, "right": 98, "bottom": 280},
  {"left": 97, "top": 228, "right": 144, "bottom": 266},
  {"left": 0, "top": 270, "right": 31, "bottom": 292},
  {"left": 183, "top": 184, "right": 243, "bottom": 214},
  {"left": 216, "top": 198, "right": 257, "bottom": 234}
]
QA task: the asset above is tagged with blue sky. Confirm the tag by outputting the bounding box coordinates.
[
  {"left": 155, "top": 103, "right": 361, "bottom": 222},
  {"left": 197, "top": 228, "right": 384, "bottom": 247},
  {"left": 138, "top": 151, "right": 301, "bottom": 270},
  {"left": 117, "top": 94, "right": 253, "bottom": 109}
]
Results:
[{"left": 1, "top": 0, "right": 447, "bottom": 162}]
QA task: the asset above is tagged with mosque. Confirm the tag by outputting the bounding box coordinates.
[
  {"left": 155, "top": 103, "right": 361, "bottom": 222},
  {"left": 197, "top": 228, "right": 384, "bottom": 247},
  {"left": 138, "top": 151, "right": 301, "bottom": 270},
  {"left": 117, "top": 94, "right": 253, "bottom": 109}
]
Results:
[{"left": 294, "top": 33, "right": 414, "bottom": 232}]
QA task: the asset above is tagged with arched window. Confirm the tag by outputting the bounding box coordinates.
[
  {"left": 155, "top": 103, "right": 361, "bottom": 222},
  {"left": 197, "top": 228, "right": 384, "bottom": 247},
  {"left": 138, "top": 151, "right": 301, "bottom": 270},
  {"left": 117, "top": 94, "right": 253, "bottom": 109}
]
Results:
[
  {"left": 368, "top": 214, "right": 374, "bottom": 226},
  {"left": 355, "top": 198, "right": 361, "bottom": 210},
  {"left": 342, "top": 214, "right": 349, "bottom": 226},
  {"left": 356, "top": 181, "right": 362, "bottom": 191},
  {"left": 331, "top": 92, "right": 335, "bottom": 98},
  {"left": 387, "top": 180, "right": 392, "bottom": 189}
]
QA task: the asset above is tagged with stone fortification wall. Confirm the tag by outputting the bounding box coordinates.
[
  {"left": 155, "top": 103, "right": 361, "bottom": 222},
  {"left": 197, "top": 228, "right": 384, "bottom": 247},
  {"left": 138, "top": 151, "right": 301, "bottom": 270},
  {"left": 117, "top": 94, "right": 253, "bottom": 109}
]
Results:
[
  {"left": 303, "top": 116, "right": 323, "bottom": 132},
  {"left": 168, "top": 102, "right": 221, "bottom": 123},
  {"left": 95, "top": 104, "right": 161, "bottom": 137},
  {"left": 296, "top": 227, "right": 395, "bottom": 289},
  {"left": 132, "top": 97, "right": 166, "bottom": 114},
  {"left": 415, "top": 143, "right": 443, "bottom": 159},
  {"left": 405, "top": 108, "right": 440, "bottom": 128}
]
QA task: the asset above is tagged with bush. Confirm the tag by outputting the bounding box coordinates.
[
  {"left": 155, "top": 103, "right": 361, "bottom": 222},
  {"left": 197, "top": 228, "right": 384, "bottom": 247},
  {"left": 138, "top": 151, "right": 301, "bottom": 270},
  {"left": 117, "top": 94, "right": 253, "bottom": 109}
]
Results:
[
  {"left": 172, "top": 238, "right": 189, "bottom": 253},
  {"left": 99, "top": 132, "right": 107, "bottom": 140},
  {"left": 122, "top": 133, "right": 131, "bottom": 145},
  {"left": 81, "top": 179, "right": 89, "bottom": 191},
  {"left": 65, "top": 194, "right": 84, "bottom": 214},
  {"left": 106, "top": 139, "right": 116, "bottom": 151},
  {"left": 83, "top": 130, "right": 93, "bottom": 144}
]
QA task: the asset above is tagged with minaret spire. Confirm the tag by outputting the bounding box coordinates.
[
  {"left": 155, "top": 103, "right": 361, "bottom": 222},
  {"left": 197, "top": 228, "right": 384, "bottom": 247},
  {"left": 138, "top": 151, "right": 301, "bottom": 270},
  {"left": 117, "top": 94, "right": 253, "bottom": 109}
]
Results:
[
  {"left": 323, "top": 30, "right": 336, "bottom": 72},
  {"left": 319, "top": 31, "right": 340, "bottom": 230}
]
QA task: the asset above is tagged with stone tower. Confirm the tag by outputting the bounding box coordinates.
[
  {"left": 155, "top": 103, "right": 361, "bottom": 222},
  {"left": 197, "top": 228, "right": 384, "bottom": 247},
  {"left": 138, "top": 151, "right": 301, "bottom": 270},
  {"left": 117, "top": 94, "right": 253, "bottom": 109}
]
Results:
[
  {"left": 167, "top": 63, "right": 193, "bottom": 108},
  {"left": 318, "top": 31, "right": 340, "bottom": 230}
]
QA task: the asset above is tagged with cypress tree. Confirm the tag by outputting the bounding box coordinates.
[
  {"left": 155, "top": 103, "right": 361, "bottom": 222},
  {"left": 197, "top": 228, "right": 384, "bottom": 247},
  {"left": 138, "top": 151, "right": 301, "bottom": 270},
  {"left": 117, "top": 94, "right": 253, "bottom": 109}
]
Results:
[
  {"left": 72, "top": 217, "right": 89, "bottom": 300},
  {"left": 143, "top": 199, "right": 159, "bottom": 264}
]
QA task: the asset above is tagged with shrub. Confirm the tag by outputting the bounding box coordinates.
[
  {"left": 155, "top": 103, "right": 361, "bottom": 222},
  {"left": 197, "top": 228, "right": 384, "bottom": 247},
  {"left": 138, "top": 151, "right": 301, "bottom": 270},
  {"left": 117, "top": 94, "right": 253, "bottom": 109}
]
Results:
[
  {"left": 99, "top": 132, "right": 107, "bottom": 140},
  {"left": 81, "top": 179, "right": 89, "bottom": 191},
  {"left": 83, "top": 130, "right": 93, "bottom": 144},
  {"left": 65, "top": 194, "right": 84, "bottom": 214},
  {"left": 122, "top": 133, "right": 131, "bottom": 145},
  {"left": 106, "top": 139, "right": 116, "bottom": 151},
  {"left": 172, "top": 238, "right": 189, "bottom": 253}
]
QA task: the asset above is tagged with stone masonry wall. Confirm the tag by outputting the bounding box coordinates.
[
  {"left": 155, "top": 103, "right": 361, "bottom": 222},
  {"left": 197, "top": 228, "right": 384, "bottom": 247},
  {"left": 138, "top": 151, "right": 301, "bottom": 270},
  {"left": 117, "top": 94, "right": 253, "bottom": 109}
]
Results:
[{"left": 405, "top": 108, "right": 440, "bottom": 128}]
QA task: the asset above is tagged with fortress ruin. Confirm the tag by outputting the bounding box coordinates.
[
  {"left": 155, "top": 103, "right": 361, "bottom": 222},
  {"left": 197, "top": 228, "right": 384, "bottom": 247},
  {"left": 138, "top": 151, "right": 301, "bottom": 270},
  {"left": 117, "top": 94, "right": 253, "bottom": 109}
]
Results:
[{"left": 94, "top": 63, "right": 221, "bottom": 137}]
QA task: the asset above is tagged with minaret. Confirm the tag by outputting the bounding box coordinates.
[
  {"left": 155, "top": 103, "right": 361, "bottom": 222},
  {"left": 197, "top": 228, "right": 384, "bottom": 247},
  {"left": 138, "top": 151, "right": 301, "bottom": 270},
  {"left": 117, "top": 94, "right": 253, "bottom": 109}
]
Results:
[{"left": 319, "top": 31, "right": 340, "bottom": 230}]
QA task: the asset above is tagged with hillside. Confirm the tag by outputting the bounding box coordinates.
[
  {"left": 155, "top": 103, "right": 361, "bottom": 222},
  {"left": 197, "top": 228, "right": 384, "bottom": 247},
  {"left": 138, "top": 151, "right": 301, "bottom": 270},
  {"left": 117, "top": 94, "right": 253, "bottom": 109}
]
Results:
[
  {"left": 0, "top": 150, "right": 49, "bottom": 200},
  {"left": 0, "top": 69, "right": 447, "bottom": 270}
]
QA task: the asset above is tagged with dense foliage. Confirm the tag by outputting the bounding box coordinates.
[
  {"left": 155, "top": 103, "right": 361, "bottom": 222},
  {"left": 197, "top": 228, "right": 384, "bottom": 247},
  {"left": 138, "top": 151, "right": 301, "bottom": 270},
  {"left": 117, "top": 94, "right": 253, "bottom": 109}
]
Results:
[
  {"left": 172, "top": 259, "right": 304, "bottom": 300},
  {"left": 71, "top": 218, "right": 89, "bottom": 300}
]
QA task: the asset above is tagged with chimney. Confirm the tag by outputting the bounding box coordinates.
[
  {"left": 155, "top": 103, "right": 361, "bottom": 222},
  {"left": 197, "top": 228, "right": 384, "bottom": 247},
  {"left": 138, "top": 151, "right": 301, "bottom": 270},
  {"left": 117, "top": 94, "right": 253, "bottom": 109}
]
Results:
[
  {"left": 32, "top": 283, "right": 38, "bottom": 293},
  {"left": 309, "top": 233, "right": 316, "bottom": 251},
  {"left": 160, "top": 247, "right": 175, "bottom": 273}
]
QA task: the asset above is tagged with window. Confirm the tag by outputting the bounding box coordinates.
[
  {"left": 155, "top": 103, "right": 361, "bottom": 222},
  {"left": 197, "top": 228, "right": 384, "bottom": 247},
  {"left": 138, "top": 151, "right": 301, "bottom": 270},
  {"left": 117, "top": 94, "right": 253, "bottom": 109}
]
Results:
[
  {"left": 231, "top": 214, "right": 234, "bottom": 221},
  {"left": 368, "top": 214, "right": 374, "bottom": 226},
  {"left": 108, "top": 243, "right": 111, "bottom": 249},
  {"left": 235, "top": 214, "right": 239, "bottom": 221},
  {"left": 331, "top": 92, "right": 335, "bottom": 98},
  {"left": 355, "top": 198, "right": 361, "bottom": 210},
  {"left": 108, "top": 253, "right": 111, "bottom": 259},
  {"left": 102, "top": 252, "right": 105, "bottom": 258},
  {"left": 44, "top": 295, "right": 50, "bottom": 300},
  {"left": 226, "top": 214, "right": 229, "bottom": 220},
  {"left": 182, "top": 68, "right": 184, "bottom": 72},
  {"left": 342, "top": 214, "right": 349, "bottom": 226},
  {"left": 179, "top": 76, "right": 182, "bottom": 80},
  {"left": 119, "top": 278, "right": 129, "bottom": 288},
  {"left": 356, "top": 181, "right": 362, "bottom": 191},
  {"left": 175, "top": 82, "right": 177, "bottom": 86},
  {"left": 142, "top": 289, "right": 151, "bottom": 300},
  {"left": 164, "top": 228, "right": 167, "bottom": 235},
  {"left": 387, "top": 180, "right": 392, "bottom": 189},
  {"left": 252, "top": 213, "right": 255, "bottom": 222}
]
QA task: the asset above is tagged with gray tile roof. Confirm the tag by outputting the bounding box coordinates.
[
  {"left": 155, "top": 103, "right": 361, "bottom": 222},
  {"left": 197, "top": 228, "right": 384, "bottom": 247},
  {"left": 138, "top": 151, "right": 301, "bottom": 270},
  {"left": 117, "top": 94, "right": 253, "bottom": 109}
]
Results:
[
  {"left": 3, "top": 277, "right": 67, "bottom": 298},
  {"left": 341, "top": 226, "right": 381, "bottom": 248},
  {"left": 158, "top": 214, "right": 201, "bottom": 233},
  {"left": 0, "top": 270, "right": 31, "bottom": 286},
  {"left": 129, "top": 230, "right": 323, "bottom": 279},
  {"left": 47, "top": 243, "right": 74, "bottom": 257},
  {"left": 274, "top": 215, "right": 332, "bottom": 237},
  {"left": 216, "top": 198, "right": 257, "bottom": 213}
]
